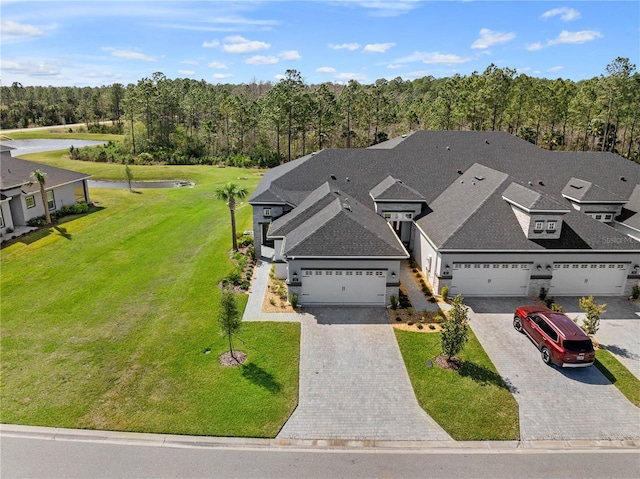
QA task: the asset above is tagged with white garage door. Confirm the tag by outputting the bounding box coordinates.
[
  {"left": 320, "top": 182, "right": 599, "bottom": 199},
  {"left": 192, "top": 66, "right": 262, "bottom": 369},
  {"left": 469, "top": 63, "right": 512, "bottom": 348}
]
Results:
[
  {"left": 549, "top": 263, "right": 628, "bottom": 295},
  {"left": 450, "top": 263, "right": 531, "bottom": 296},
  {"left": 300, "top": 269, "right": 387, "bottom": 305}
]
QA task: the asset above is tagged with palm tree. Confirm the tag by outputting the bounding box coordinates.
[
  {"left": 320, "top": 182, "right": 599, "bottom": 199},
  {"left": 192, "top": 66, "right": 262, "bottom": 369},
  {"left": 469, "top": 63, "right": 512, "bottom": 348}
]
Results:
[
  {"left": 215, "top": 182, "right": 249, "bottom": 251},
  {"left": 31, "top": 169, "right": 51, "bottom": 225}
]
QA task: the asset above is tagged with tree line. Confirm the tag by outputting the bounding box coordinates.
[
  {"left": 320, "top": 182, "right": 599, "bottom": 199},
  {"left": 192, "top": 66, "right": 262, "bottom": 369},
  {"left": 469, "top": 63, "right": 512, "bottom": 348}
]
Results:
[{"left": 2, "top": 57, "right": 638, "bottom": 165}]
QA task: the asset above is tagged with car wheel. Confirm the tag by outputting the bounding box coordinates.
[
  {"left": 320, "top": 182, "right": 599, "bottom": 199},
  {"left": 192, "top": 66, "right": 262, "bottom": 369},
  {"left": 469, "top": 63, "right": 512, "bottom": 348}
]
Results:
[
  {"left": 513, "top": 316, "right": 524, "bottom": 333},
  {"left": 541, "top": 347, "right": 552, "bottom": 366}
]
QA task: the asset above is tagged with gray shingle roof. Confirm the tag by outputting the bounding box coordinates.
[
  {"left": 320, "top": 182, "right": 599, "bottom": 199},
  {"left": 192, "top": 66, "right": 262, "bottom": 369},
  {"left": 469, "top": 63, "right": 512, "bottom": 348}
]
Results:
[
  {"left": 370, "top": 175, "right": 426, "bottom": 202},
  {"left": 1, "top": 153, "right": 91, "bottom": 193},
  {"left": 561, "top": 177, "right": 627, "bottom": 203},
  {"left": 416, "top": 164, "right": 509, "bottom": 248},
  {"left": 502, "top": 182, "right": 570, "bottom": 212},
  {"left": 251, "top": 131, "right": 640, "bottom": 253},
  {"left": 281, "top": 192, "right": 408, "bottom": 258}
]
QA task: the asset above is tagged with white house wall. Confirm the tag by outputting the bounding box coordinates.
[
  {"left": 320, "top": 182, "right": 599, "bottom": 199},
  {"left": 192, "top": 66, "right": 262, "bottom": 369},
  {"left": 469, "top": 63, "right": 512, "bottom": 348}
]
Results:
[{"left": 0, "top": 200, "right": 14, "bottom": 233}]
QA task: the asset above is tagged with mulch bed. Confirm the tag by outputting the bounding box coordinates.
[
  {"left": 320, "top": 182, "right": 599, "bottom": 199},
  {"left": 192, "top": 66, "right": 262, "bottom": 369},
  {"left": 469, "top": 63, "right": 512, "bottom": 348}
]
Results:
[
  {"left": 434, "top": 355, "right": 463, "bottom": 371},
  {"left": 219, "top": 351, "right": 247, "bottom": 367}
]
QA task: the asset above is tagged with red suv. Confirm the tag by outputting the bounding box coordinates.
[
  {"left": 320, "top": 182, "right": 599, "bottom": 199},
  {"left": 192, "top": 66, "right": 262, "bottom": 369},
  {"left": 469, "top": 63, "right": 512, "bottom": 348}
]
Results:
[{"left": 513, "top": 306, "right": 595, "bottom": 367}]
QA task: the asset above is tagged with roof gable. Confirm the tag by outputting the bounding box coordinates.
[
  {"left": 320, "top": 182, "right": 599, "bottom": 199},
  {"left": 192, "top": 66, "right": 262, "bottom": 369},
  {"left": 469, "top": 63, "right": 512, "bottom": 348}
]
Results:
[
  {"left": 0, "top": 153, "right": 91, "bottom": 192},
  {"left": 561, "top": 177, "right": 627, "bottom": 204},
  {"left": 502, "top": 182, "right": 570, "bottom": 213},
  {"left": 370, "top": 175, "right": 426, "bottom": 202}
]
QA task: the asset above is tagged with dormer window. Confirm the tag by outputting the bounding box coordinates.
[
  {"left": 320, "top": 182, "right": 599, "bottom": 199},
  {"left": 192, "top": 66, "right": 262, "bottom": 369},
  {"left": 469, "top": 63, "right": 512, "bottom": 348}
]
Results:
[
  {"left": 604, "top": 214, "right": 612, "bottom": 221},
  {"left": 547, "top": 221, "right": 556, "bottom": 231},
  {"left": 534, "top": 221, "right": 544, "bottom": 232},
  {"left": 263, "top": 208, "right": 271, "bottom": 217},
  {"left": 383, "top": 212, "right": 391, "bottom": 220}
]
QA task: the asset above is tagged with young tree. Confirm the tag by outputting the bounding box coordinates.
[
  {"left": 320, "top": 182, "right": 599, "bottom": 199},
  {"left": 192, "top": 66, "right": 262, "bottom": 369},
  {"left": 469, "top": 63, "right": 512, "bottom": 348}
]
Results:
[
  {"left": 30, "top": 169, "right": 51, "bottom": 224},
  {"left": 440, "top": 294, "right": 470, "bottom": 360},
  {"left": 578, "top": 296, "right": 607, "bottom": 336},
  {"left": 124, "top": 164, "right": 134, "bottom": 193},
  {"left": 215, "top": 182, "right": 249, "bottom": 251},
  {"left": 219, "top": 290, "right": 242, "bottom": 361}
]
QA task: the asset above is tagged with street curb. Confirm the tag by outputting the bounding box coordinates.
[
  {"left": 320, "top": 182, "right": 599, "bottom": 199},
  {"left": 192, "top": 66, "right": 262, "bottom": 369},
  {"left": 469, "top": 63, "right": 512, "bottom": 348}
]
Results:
[{"left": 2, "top": 424, "right": 638, "bottom": 452}]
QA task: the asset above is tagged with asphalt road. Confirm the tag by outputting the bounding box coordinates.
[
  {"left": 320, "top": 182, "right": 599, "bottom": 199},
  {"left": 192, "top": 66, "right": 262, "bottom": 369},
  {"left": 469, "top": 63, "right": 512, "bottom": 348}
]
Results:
[{"left": 1, "top": 436, "right": 639, "bottom": 479}]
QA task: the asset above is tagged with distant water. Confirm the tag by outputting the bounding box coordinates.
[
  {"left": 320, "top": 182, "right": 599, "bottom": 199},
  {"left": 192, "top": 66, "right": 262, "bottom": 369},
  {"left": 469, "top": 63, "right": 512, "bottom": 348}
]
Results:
[
  {"left": 88, "top": 180, "right": 195, "bottom": 189},
  {"left": 2, "top": 139, "right": 106, "bottom": 156}
]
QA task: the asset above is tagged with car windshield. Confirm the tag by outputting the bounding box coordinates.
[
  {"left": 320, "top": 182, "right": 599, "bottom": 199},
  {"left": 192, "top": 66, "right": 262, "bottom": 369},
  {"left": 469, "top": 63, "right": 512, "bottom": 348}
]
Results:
[{"left": 563, "top": 340, "right": 594, "bottom": 353}]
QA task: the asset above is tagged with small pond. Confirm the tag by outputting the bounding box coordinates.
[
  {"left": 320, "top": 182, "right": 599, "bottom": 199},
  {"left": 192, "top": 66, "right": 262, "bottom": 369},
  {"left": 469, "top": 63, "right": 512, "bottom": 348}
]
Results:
[
  {"left": 2, "top": 139, "right": 106, "bottom": 156},
  {"left": 88, "top": 180, "right": 195, "bottom": 189}
]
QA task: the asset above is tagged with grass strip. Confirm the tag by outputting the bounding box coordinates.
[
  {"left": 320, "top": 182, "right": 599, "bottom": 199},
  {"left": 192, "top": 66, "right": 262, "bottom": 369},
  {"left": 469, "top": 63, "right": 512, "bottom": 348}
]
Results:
[
  {"left": 594, "top": 349, "right": 640, "bottom": 407},
  {"left": 395, "top": 329, "right": 519, "bottom": 440}
]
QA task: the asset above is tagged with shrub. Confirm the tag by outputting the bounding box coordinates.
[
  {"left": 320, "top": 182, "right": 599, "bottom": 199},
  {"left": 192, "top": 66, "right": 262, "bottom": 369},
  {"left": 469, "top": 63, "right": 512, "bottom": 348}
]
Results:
[
  {"left": 269, "top": 297, "right": 276, "bottom": 306},
  {"left": 429, "top": 297, "right": 437, "bottom": 303},
  {"left": 539, "top": 287, "right": 548, "bottom": 301},
  {"left": 417, "top": 324, "right": 424, "bottom": 329},
  {"left": 429, "top": 324, "right": 436, "bottom": 330},
  {"left": 407, "top": 321, "right": 415, "bottom": 326},
  {"left": 227, "top": 270, "right": 241, "bottom": 284},
  {"left": 550, "top": 302, "right": 564, "bottom": 312},
  {"left": 390, "top": 295, "right": 398, "bottom": 310},
  {"left": 240, "top": 280, "right": 250, "bottom": 290},
  {"left": 441, "top": 285, "right": 449, "bottom": 302},
  {"left": 578, "top": 296, "right": 606, "bottom": 336},
  {"left": 289, "top": 293, "right": 298, "bottom": 309},
  {"left": 632, "top": 285, "right": 640, "bottom": 300},
  {"left": 422, "top": 286, "right": 431, "bottom": 296}
]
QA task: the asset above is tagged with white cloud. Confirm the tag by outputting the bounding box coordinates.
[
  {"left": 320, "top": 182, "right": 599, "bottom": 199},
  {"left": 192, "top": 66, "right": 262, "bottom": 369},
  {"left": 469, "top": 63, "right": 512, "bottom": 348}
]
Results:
[
  {"left": 202, "top": 40, "right": 220, "bottom": 48},
  {"left": 102, "top": 47, "right": 156, "bottom": 62},
  {"left": 328, "top": 43, "right": 360, "bottom": 51},
  {"left": 316, "top": 66, "right": 336, "bottom": 73},
  {"left": 387, "top": 64, "right": 403, "bottom": 69},
  {"left": 213, "top": 73, "right": 233, "bottom": 79},
  {"left": 1, "top": 20, "right": 46, "bottom": 44},
  {"left": 363, "top": 42, "right": 395, "bottom": 53},
  {"left": 208, "top": 61, "right": 228, "bottom": 69},
  {"left": 527, "top": 30, "right": 603, "bottom": 50},
  {"left": 541, "top": 7, "right": 580, "bottom": 21},
  {"left": 179, "top": 70, "right": 195, "bottom": 76},
  {"left": 471, "top": 28, "right": 516, "bottom": 49},
  {"left": 356, "top": 1, "right": 419, "bottom": 17},
  {"left": 335, "top": 72, "right": 367, "bottom": 81},
  {"left": 245, "top": 55, "right": 278, "bottom": 65},
  {"left": 222, "top": 35, "right": 270, "bottom": 54},
  {"left": 546, "top": 66, "right": 564, "bottom": 73},
  {"left": 181, "top": 60, "right": 199, "bottom": 65},
  {"left": 548, "top": 30, "right": 603, "bottom": 46},
  {"left": 393, "top": 51, "right": 470, "bottom": 65},
  {"left": 0, "top": 59, "right": 60, "bottom": 76},
  {"left": 279, "top": 50, "right": 301, "bottom": 60}
]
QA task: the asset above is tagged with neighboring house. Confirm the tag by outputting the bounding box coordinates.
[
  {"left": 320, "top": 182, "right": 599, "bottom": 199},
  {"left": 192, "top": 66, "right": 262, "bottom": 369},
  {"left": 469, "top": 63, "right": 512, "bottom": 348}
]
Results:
[
  {"left": 250, "top": 131, "right": 640, "bottom": 306},
  {"left": 0, "top": 148, "right": 91, "bottom": 235}
]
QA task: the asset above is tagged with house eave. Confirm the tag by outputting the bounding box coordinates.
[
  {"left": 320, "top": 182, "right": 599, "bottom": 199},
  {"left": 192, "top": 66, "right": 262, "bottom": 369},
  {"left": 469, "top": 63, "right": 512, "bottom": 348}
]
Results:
[
  {"left": 285, "top": 254, "right": 409, "bottom": 260},
  {"left": 561, "top": 194, "right": 627, "bottom": 205},
  {"left": 502, "top": 196, "right": 571, "bottom": 214}
]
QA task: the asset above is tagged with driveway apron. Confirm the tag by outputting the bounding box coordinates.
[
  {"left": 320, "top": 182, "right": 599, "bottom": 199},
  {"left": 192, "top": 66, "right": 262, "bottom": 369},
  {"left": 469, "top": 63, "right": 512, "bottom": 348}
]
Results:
[
  {"left": 467, "top": 299, "right": 640, "bottom": 441},
  {"left": 277, "top": 307, "right": 452, "bottom": 441}
]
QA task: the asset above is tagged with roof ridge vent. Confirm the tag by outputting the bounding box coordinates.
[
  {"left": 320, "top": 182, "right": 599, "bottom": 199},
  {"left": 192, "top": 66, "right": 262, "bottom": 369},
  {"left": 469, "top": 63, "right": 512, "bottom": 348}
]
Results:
[{"left": 474, "top": 175, "right": 484, "bottom": 181}]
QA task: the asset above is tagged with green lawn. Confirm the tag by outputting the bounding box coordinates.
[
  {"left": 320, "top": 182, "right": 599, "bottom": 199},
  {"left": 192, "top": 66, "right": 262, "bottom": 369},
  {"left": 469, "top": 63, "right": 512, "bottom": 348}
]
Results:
[
  {"left": 1, "top": 157, "right": 300, "bottom": 437},
  {"left": 595, "top": 349, "right": 640, "bottom": 408},
  {"left": 395, "top": 329, "right": 520, "bottom": 441},
  {"left": 2, "top": 130, "right": 123, "bottom": 142}
]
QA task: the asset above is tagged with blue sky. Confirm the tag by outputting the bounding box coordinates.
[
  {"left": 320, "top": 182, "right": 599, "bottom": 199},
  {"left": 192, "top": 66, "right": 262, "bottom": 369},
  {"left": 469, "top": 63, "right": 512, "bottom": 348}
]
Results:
[{"left": 1, "top": 1, "right": 638, "bottom": 87}]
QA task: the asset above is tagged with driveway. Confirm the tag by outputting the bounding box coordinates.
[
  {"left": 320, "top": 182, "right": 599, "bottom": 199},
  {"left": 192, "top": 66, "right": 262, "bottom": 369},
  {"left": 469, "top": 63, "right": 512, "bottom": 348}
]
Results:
[
  {"left": 277, "top": 307, "right": 452, "bottom": 441},
  {"left": 466, "top": 297, "right": 640, "bottom": 441}
]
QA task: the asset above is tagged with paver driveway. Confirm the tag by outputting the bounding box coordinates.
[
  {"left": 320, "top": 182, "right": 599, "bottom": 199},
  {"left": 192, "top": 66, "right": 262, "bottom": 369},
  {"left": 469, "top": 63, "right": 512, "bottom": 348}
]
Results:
[
  {"left": 277, "top": 307, "right": 452, "bottom": 441},
  {"left": 466, "top": 298, "right": 640, "bottom": 441}
]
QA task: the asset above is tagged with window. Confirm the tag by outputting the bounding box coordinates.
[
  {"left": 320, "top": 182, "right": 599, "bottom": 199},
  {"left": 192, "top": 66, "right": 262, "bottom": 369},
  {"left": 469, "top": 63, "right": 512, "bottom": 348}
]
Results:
[
  {"left": 346, "top": 271, "right": 353, "bottom": 276},
  {"left": 25, "top": 196, "right": 35, "bottom": 209},
  {"left": 46, "top": 191, "right": 55, "bottom": 211},
  {"left": 335, "top": 271, "right": 342, "bottom": 276},
  {"left": 375, "top": 271, "right": 384, "bottom": 276},
  {"left": 483, "top": 264, "right": 490, "bottom": 268},
  {"left": 534, "top": 221, "right": 544, "bottom": 231},
  {"left": 326, "top": 271, "right": 333, "bottom": 275},
  {"left": 263, "top": 208, "right": 271, "bottom": 217},
  {"left": 355, "top": 271, "right": 363, "bottom": 276},
  {"left": 383, "top": 213, "right": 391, "bottom": 220},
  {"left": 365, "top": 271, "right": 373, "bottom": 276},
  {"left": 562, "top": 264, "right": 570, "bottom": 269},
  {"left": 315, "top": 271, "right": 322, "bottom": 275},
  {"left": 474, "top": 264, "right": 481, "bottom": 268},
  {"left": 538, "top": 319, "right": 558, "bottom": 342},
  {"left": 404, "top": 213, "right": 413, "bottom": 220},
  {"left": 604, "top": 214, "right": 612, "bottom": 221},
  {"left": 546, "top": 221, "right": 556, "bottom": 231},
  {"left": 595, "top": 214, "right": 602, "bottom": 220}
]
